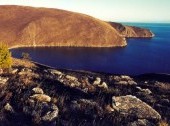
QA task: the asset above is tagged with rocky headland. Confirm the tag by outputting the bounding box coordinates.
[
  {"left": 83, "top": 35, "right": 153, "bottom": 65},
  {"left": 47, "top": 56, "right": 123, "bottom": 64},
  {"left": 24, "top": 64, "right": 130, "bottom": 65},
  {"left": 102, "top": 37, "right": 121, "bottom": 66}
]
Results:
[
  {"left": 108, "top": 22, "right": 154, "bottom": 38},
  {"left": 0, "top": 5, "right": 154, "bottom": 48},
  {"left": 0, "top": 58, "right": 169, "bottom": 126}
]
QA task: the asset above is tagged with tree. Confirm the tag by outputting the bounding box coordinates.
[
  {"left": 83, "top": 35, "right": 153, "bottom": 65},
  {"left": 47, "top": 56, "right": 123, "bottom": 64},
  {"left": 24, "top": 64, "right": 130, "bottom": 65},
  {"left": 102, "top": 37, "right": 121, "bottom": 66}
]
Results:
[{"left": 0, "top": 43, "right": 12, "bottom": 69}]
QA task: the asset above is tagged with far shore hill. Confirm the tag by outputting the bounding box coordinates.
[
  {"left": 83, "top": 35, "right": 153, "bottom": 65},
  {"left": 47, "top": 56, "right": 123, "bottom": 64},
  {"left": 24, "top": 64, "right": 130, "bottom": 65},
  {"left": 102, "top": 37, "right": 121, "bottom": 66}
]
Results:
[{"left": 0, "top": 5, "right": 154, "bottom": 48}]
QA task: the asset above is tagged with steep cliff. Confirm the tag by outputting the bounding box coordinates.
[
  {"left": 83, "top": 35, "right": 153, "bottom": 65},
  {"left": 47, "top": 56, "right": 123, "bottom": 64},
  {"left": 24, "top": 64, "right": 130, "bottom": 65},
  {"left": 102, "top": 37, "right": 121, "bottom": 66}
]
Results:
[
  {"left": 108, "top": 22, "right": 154, "bottom": 38},
  {"left": 0, "top": 5, "right": 126, "bottom": 48}
]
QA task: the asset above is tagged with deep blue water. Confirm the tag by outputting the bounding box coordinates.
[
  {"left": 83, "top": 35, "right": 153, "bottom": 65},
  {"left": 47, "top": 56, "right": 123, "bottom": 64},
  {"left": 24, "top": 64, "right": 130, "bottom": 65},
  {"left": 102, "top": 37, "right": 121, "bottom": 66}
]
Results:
[{"left": 11, "top": 23, "right": 170, "bottom": 75}]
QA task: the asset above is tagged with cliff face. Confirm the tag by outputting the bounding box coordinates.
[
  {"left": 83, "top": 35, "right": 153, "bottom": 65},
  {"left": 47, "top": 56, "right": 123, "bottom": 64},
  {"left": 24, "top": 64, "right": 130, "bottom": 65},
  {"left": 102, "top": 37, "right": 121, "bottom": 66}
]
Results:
[
  {"left": 108, "top": 22, "right": 154, "bottom": 38},
  {"left": 0, "top": 5, "right": 126, "bottom": 48}
]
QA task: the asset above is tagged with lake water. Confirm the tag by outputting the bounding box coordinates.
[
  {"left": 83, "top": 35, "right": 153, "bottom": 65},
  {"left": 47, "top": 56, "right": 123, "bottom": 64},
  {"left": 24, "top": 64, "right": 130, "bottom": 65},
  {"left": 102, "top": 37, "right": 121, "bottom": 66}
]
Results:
[{"left": 11, "top": 23, "right": 170, "bottom": 75}]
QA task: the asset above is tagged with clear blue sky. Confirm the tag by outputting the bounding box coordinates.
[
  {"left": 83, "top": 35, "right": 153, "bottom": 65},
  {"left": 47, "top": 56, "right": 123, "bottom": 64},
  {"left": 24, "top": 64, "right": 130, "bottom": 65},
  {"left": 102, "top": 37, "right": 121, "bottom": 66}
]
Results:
[{"left": 0, "top": 0, "right": 170, "bottom": 23}]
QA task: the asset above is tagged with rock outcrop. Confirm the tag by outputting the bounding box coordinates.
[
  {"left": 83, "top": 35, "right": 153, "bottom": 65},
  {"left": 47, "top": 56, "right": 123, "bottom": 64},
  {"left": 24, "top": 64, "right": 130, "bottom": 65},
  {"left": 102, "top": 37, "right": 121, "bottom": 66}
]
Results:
[
  {"left": 112, "top": 95, "right": 161, "bottom": 121},
  {"left": 108, "top": 22, "right": 154, "bottom": 38},
  {"left": 0, "top": 58, "right": 169, "bottom": 125},
  {"left": 0, "top": 5, "right": 126, "bottom": 48}
]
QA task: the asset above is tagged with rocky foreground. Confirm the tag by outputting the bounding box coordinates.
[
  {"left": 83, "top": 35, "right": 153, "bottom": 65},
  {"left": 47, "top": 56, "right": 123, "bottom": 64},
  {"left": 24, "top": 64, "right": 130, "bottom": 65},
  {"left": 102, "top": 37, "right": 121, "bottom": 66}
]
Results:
[{"left": 0, "top": 59, "right": 169, "bottom": 126}]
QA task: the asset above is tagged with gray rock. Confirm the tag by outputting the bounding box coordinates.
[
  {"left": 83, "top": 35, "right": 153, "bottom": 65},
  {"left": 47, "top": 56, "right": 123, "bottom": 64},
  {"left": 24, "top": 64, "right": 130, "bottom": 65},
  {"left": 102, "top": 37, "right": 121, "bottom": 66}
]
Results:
[
  {"left": 97, "top": 82, "right": 108, "bottom": 89},
  {"left": 42, "top": 109, "right": 59, "bottom": 122},
  {"left": 121, "top": 75, "right": 132, "bottom": 80},
  {"left": 48, "top": 69, "right": 63, "bottom": 76},
  {"left": 136, "top": 87, "right": 152, "bottom": 94},
  {"left": 30, "top": 94, "right": 51, "bottom": 102},
  {"left": 11, "top": 68, "right": 18, "bottom": 74},
  {"left": 32, "top": 87, "right": 44, "bottom": 94},
  {"left": 115, "top": 81, "right": 128, "bottom": 85},
  {"left": 0, "top": 77, "right": 9, "bottom": 85},
  {"left": 4, "top": 103, "right": 15, "bottom": 113},
  {"left": 65, "top": 75, "right": 78, "bottom": 81},
  {"left": 93, "top": 77, "right": 101, "bottom": 86},
  {"left": 128, "top": 80, "right": 137, "bottom": 85},
  {"left": 112, "top": 95, "right": 161, "bottom": 121},
  {"left": 128, "top": 119, "right": 154, "bottom": 126},
  {"left": 113, "top": 76, "right": 121, "bottom": 81}
]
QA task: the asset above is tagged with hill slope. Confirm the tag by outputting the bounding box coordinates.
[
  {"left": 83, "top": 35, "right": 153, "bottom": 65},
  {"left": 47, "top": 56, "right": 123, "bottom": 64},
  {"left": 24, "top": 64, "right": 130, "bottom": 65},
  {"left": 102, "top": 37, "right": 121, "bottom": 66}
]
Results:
[
  {"left": 108, "top": 22, "right": 154, "bottom": 38},
  {"left": 0, "top": 5, "right": 127, "bottom": 48}
]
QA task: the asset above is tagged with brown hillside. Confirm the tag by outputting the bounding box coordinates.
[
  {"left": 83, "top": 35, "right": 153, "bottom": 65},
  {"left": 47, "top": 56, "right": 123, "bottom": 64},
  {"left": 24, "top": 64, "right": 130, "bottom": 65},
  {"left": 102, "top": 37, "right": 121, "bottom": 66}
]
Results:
[
  {"left": 0, "top": 5, "right": 126, "bottom": 48},
  {"left": 108, "top": 22, "right": 154, "bottom": 38}
]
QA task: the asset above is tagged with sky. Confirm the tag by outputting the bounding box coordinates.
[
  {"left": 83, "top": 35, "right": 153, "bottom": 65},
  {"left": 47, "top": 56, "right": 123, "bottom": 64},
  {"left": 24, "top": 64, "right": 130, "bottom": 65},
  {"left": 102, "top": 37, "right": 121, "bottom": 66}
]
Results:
[{"left": 0, "top": 0, "right": 170, "bottom": 23}]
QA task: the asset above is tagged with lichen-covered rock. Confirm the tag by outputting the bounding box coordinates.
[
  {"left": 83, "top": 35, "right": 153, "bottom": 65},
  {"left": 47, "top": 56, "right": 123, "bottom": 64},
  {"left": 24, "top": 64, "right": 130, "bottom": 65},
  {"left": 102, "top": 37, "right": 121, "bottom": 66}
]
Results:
[
  {"left": 136, "top": 87, "right": 152, "bottom": 95},
  {"left": 128, "top": 119, "right": 154, "bottom": 126},
  {"left": 48, "top": 69, "right": 63, "bottom": 76},
  {"left": 0, "top": 77, "right": 9, "bottom": 86},
  {"left": 30, "top": 94, "right": 51, "bottom": 102},
  {"left": 4, "top": 103, "right": 15, "bottom": 113},
  {"left": 32, "top": 87, "right": 44, "bottom": 94},
  {"left": 97, "top": 82, "right": 108, "bottom": 89},
  {"left": 112, "top": 95, "right": 161, "bottom": 121},
  {"left": 42, "top": 109, "right": 59, "bottom": 122},
  {"left": 93, "top": 77, "right": 101, "bottom": 86}
]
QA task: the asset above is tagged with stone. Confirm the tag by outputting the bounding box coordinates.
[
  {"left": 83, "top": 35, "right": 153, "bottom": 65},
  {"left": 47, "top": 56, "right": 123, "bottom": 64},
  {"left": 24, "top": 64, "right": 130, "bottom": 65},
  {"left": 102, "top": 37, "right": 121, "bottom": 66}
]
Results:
[
  {"left": 115, "top": 81, "right": 128, "bottom": 85},
  {"left": 120, "top": 75, "right": 132, "bottom": 80},
  {"left": 42, "top": 109, "right": 59, "bottom": 122},
  {"left": 128, "top": 80, "right": 137, "bottom": 85},
  {"left": 97, "top": 82, "right": 108, "bottom": 89},
  {"left": 0, "top": 77, "right": 9, "bottom": 85},
  {"left": 93, "top": 77, "right": 101, "bottom": 86},
  {"left": 112, "top": 95, "right": 161, "bottom": 121},
  {"left": 48, "top": 69, "right": 63, "bottom": 75},
  {"left": 136, "top": 87, "right": 152, "bottom": 94},
  {"left": 113, "top": 76, "right": 121, "bottom": 81},
  {"left": 11, "top": 68, "right": 18, "bottom": 74},
  {"left": 4, "top": 103, "right": 14, "bottom": 113},
  {"left": 32, "top": 87, "right": 44, "bottom": 94},
  {"left": 128, "top": 119, "right": 154, "bottom": 126},
  {"left": 65, "top": 75, "right": 78, "bottom": 81},
  {"left": 30, "top": 94, "right": 51, "bottom": 102}
]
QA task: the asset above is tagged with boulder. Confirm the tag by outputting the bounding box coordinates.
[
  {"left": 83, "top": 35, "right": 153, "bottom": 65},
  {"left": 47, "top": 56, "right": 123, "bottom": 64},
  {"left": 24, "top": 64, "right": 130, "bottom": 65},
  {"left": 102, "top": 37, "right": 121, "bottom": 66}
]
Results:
[
  {"left": 136, "top": 87, "right": 152, "bottom": 95},
  {"left": 128, "top": 119, "right": 154, "bottom": 126},
  {"left": 97, "top": 82, "right": 108, "bottom": 89},
  {"left": 93, "top": 77, "right": 101, "bottom": 86},
  {"left": 32, "top": 87, "right": 44, "bottom": 94},
  {"left": 65, "top": 75, "right": 78, "bottom": 81},
  {"left": 4, "top": 103, "right": 15, "bottom": 113},
  {"left": 30, "top": 94, "right": 51, "bottom": 102},
  {"left": 112, "top": 95, "right": 161, "bottom": 121},
  {"left": 48, "top": 69, "right": 63, "bottom": 76},
  {"left": 0, "top": 77, "right": 9, "bottom": 86},
  {"left": 42, "top": 109, "right": 59, "bottom": 122},
  {"left": 11, "top": 68, "right": 18, "bottom": 74}
]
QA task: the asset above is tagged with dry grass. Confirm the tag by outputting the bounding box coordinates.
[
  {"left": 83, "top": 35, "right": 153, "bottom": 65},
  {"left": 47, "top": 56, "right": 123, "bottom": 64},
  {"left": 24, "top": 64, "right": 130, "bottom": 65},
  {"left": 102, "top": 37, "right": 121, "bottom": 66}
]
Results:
[
  {"left": 0, "top": 5, "right": 126, "bottom": 48},
  {"left": 12, "top": 58, "right": 36, "bottom": 68},
  {"left": 159, "top": 120, "right": 169, "bottom": 126}
]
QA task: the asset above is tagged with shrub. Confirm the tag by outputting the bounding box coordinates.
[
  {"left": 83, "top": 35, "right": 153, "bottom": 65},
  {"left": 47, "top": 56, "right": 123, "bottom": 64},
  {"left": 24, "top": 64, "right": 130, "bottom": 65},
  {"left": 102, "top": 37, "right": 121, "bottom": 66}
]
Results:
[
  {"left": 21, "top": 52, "right": 31, "bottom": 60},
  {"left": 0, "top": 43, "right": 12, "bottom": 69}
]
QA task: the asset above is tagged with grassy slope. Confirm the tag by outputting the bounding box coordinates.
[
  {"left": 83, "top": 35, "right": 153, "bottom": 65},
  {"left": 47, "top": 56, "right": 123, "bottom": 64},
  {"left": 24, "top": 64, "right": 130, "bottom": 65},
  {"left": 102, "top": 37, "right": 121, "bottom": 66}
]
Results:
[{"left": 0, "top": 5, "right": 126, "bottom": 48}]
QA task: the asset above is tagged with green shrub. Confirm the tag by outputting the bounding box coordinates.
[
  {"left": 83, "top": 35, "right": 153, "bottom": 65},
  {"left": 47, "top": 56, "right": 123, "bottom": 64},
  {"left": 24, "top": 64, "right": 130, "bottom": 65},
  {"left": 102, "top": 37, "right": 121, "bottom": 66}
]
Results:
[
  {"left": 21, "top": 52, "right": 31, "bottom": 61},
  {"left": 0, "top": 43, "right": 12, "bottom": 69}
]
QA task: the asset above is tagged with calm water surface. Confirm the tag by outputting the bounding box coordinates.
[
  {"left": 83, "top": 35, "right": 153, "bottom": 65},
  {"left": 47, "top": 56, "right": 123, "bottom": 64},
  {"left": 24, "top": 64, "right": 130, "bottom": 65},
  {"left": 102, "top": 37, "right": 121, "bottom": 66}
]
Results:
[{"left": 11, "top": 23, "right": 170, "bottom": 75}]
